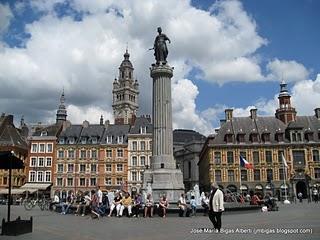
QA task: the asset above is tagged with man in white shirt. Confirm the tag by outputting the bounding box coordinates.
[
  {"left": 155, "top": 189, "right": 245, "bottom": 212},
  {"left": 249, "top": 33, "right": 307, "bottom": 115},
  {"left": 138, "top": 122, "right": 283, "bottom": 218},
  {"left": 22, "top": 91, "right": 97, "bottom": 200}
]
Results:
[
  {"left": 97, "top": 186, "right": 103, "bottom": 206},
  {"left": 178, "top": 193, "right": 190, "bottom": 217},
  {"left": 209, "top": 182, "right": 224, "bottom": 232},
  {"left": 50, "top": 194, "right": 60, "bottom": 210}
]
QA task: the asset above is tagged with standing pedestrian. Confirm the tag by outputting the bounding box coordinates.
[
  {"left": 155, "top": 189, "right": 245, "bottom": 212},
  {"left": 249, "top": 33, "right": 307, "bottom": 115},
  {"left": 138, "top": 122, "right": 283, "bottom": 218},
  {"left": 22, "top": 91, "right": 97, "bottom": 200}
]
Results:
[
  {"left": 298, "top": 192, "right": 303, "bottom": 203},
  {"left": 190, "top": 196, "right": 197, "bottom": 216},
  {"left": 97, "top": 186, "right": 103, "bottom": 207},
  {"left": 208, "top": 182, "right": 224, "bottom": 233},
  {"left": 312, "top": 188, "right": 318, "bottom": 203}
]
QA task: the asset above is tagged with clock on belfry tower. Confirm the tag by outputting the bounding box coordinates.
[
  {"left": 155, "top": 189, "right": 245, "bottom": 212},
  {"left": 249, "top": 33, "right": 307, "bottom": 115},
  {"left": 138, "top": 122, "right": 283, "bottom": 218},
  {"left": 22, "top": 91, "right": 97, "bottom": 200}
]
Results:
[{"left": 112, "top": 48, "right": 139, "bottom": 125}]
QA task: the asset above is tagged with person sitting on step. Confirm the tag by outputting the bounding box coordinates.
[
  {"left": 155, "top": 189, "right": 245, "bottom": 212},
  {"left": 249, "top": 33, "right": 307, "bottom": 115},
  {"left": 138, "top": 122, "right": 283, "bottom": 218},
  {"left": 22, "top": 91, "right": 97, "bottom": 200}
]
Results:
[
  {"left": 159, "top": 195, "right": 169, "bottom": 218},
  {"left": 144, "top": 193, "right": 154, "bottom": 218},
  {"left": 119, "top": 192, "right": 133, "bottom": 217},
  {"left": 108, "top": 191, "right": 122, "bottom": 217}
]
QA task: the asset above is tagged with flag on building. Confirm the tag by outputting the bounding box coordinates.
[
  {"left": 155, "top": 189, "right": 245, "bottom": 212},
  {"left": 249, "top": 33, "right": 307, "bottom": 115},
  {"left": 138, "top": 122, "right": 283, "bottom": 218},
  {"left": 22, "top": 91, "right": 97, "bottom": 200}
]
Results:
[
  {"left": 282, "top": 153, "right": 288, "bottom": 168},
  {"left": 240, "top": 155, "right": 254, "bottom": 169}
]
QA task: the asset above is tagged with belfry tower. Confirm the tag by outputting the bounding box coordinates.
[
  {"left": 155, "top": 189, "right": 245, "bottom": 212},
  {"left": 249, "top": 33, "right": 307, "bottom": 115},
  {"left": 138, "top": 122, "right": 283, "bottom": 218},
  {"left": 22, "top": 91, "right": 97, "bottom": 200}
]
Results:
[
  {"left": 275, "top": 80, "right": 297, "bottom": 124},
  {"left": 112, "top": 49, "right": 139, "bottom": 125},
  {"left": 56, "top": 90, "right": 67, "bottom": 124}
]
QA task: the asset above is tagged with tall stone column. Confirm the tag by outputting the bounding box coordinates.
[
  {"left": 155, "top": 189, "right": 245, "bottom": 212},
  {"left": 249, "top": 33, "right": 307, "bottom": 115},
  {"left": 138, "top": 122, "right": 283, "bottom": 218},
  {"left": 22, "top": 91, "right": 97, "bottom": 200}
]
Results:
[
  {"left": 143, "top": 64, "right": 184, "bottom": 203},
  {"left": 151, "top": 65, "right": 176, "bottom": 170}
]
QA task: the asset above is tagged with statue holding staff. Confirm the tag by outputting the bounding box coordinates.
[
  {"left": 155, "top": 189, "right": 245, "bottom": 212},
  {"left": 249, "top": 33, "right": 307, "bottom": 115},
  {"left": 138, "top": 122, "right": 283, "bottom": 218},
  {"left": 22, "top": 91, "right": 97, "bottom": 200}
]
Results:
[{"left": 149, "top": 27, "right": 171, "bottom": 65}]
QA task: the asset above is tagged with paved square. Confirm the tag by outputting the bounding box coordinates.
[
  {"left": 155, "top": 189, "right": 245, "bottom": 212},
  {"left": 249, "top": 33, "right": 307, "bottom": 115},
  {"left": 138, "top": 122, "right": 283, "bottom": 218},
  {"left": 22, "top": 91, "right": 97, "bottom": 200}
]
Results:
[{"left": 0, "top": 202, "right": 319, "bottom": 240}]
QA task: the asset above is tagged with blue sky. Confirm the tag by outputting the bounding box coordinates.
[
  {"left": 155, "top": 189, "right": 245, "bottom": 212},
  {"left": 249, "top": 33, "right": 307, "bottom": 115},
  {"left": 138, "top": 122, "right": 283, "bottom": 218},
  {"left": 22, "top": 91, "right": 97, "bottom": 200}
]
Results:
[
  {"left": 0, "top": 0, "right": 320, "bottom": 135},
  {"left": 192, "top": 0, "right": 320, "bottom": 111}
]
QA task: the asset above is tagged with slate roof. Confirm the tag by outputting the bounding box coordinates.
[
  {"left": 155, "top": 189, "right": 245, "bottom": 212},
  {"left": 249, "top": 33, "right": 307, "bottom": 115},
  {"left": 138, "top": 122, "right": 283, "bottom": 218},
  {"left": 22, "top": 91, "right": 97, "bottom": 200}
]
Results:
[
  {"left": 129, "top": 116, "right": 152, "bottom": 134},
  {"left": 101, "top": 124, "right": 130, "bottom": 144},
  {"left": 59, "top": 125, "right": 83, "bottom": 144},
  {"left": 0, "top": 114, "right": 28, "bottom": 150},
  {"left": 173, "top": 129, "right": 206, "bottom": 145},
  {"left": 58, "top": 121, "right": 132, "bottom": 145},
  {"left": 32, "top": 123, "right": 62, "bottom": 137},
  {"left": 210, "top": 114, "right": 320, "bottom": 146},
  {"left": 81, "top": 125, "right": 105, "bottom": 138}
]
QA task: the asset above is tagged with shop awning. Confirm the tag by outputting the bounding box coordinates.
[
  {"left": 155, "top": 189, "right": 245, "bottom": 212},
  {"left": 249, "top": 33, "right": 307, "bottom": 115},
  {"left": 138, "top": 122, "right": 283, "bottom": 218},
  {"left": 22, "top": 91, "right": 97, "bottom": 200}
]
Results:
[
  {"left": 0, "top": 189, "right": 37, "bottom": 194},
  {"left": 20, "top": 183, "right": 52, "bottom": 190}
]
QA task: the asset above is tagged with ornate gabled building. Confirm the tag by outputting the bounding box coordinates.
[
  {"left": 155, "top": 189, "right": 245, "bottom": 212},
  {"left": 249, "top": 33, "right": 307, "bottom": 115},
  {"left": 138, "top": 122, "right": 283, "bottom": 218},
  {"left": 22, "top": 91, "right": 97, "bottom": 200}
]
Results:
[
  {"left": 25, "top": 123, "right": 62, "bottom": 194},
  {"left": 199, "top": 82, "right": 320, "bottom": 200},
  {"left": 127, "top": 115, "right": 152, "bottom": 194},
  {"left": 0, "top": 114, "right": 29, "bottom": 190},
  {"left": 112, "top": 49, "right": 139, "bottom": 125},
  {"left": 23, "top": 91, "right": 66, "bottom": 195}
]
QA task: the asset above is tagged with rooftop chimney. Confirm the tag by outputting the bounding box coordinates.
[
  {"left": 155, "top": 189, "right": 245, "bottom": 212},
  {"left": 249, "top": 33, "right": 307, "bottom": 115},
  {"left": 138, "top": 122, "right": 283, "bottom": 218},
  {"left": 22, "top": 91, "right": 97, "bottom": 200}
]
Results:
[
  {"left": 225, "top": 109, "right": 233, "bottom": 121},
  {"left": 100, "top": 115, "right": 104, "bottom": 125},
  {"left": 315, "top": 108, "right": 320, "bottom": 119},
  {"left": 104, "top": 120, "right": 110, "bottom": 127},
  {"left": 250, "top": 108, "right": 257, "bottom": 119}
]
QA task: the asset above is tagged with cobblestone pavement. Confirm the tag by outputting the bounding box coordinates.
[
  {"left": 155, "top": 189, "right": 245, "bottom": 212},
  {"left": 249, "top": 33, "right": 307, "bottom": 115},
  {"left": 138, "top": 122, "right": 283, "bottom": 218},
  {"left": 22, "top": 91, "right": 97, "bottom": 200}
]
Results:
[{"left": 0, "top": 202, "right": 319, "bottom": 240}]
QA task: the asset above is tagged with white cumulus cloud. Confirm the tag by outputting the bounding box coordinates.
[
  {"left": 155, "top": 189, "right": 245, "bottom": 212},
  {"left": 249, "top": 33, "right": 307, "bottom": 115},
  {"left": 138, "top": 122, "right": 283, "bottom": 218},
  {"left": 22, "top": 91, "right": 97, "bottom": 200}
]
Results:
[
  {"left": 266, "top": 58, "right": 309, "bottom": 82},
  {"left": 0, "top": 0, "right": 315, "bottom": 136},
  {"left": 0, "top": 3, "right": 13, "bottom": 34},
  {"left": 172, "top": 79, "right": 214, "bottom": 135}
]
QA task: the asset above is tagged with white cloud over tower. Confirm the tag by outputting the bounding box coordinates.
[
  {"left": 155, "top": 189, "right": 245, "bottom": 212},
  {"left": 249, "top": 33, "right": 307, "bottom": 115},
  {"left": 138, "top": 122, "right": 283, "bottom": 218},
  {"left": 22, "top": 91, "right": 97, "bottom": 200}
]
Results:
[{"left": 0, "top": 0, "right": 316, "bottom": 135}]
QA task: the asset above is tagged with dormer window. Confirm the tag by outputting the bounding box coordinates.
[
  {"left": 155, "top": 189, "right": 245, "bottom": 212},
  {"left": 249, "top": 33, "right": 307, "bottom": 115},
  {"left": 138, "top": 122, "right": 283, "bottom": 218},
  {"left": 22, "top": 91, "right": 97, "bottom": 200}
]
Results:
[
  {"left": 237, "top": 133, "right": 245, "bottom": 143},
  {"left": 59, "top": 138, "right": 65, "bottom": 144},
  {"left": 69, "top": 137, "right": 75, "bottom": 144},
  {"left": 117, "top": 136, "right": 124, "bottom": 144},
  {"left": 291, "top": 131, "right": 303, "bottom": 142},
  {"left": 225, "top": 134, "right": 233, "bottom": 143},
  {"left": 276, "top": 133, "right": 284, "bottom": 142},
  {"left": 140, "top": 126, "right": 147, "bottom": 134},
  {"left": 81, "top": 137, "right": 86, "bottom": 144},
  {"left": 41, "top": 131, "right": 47, "bottom": 136},
  {"left": 92, "top": 137, "right": 97, "bottom": 144},
  {"left": 262, "top": 133, "right": 270, "bottom": 142},
  {"left": 250, "top": 133, "right": 259, "bottom": 143},
  {"left": 305, "top": 130, "right": 314, "bottom": 142},
  {"left": 106, "top": 136, "right": 112, "bottom": 144}
]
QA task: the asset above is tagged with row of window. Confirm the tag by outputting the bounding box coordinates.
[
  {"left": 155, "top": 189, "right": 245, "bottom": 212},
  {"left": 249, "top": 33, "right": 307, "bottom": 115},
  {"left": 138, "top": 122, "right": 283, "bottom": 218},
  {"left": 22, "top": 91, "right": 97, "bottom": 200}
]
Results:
[
  {"left": 130, "top": 156, "right": 150, "bottom": 166},
  {"left": 225, "top": 130, "right": 318, "bottom": 143},
  {"left": 56, "top": 163, "right": 124, "bottom": 173},
  {"left": 58, "top": 149, "right": 98, "bottom": 159},
  {"left": 55, "top": 177, "right": 124, "bottom": 187},
  {"left": 130, "top": 140, "right": 152, "bottom": 151},
  {"left": 215, "top": 168, "right": 286, "bottom": 182},
  {"left": 214, "top": 149, "right": 320, "bottom": 165},
  {"left": 1, "top": 177, "right": 23, "bottom": 186},
  {"left": 30, "top": 157, "right": 52, "bottom": 167},
  {"left": 31, "top": 143, "right": 53, "bottom": 153},
  {"left": 29, "top": 171, "right": 51, "bottom": 182},
  {"left": 59, "top": 135, "right": 125, "bottom": 145},
  {"left": 129, "top": 171, "right": 143, "bottom": 182},
  {"left": 57, "top": 148, "right": 124, "bottom": 159}
]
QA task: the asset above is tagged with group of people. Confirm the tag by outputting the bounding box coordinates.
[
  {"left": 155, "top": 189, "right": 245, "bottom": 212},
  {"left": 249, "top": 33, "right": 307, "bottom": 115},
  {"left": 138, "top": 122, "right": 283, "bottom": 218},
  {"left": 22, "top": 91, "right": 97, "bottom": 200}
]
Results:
[
  {"left": 49, "top": 183, "right": 225, "bottom": 232},
  {"left": 107, "top": 192, "right": 171, "bottom": 218},
  {"left": 50, "top": 186, "right": 107, "bottom": 217},
  {"left": 50, "top": 187, "right": 171, "bottom": 219}
]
